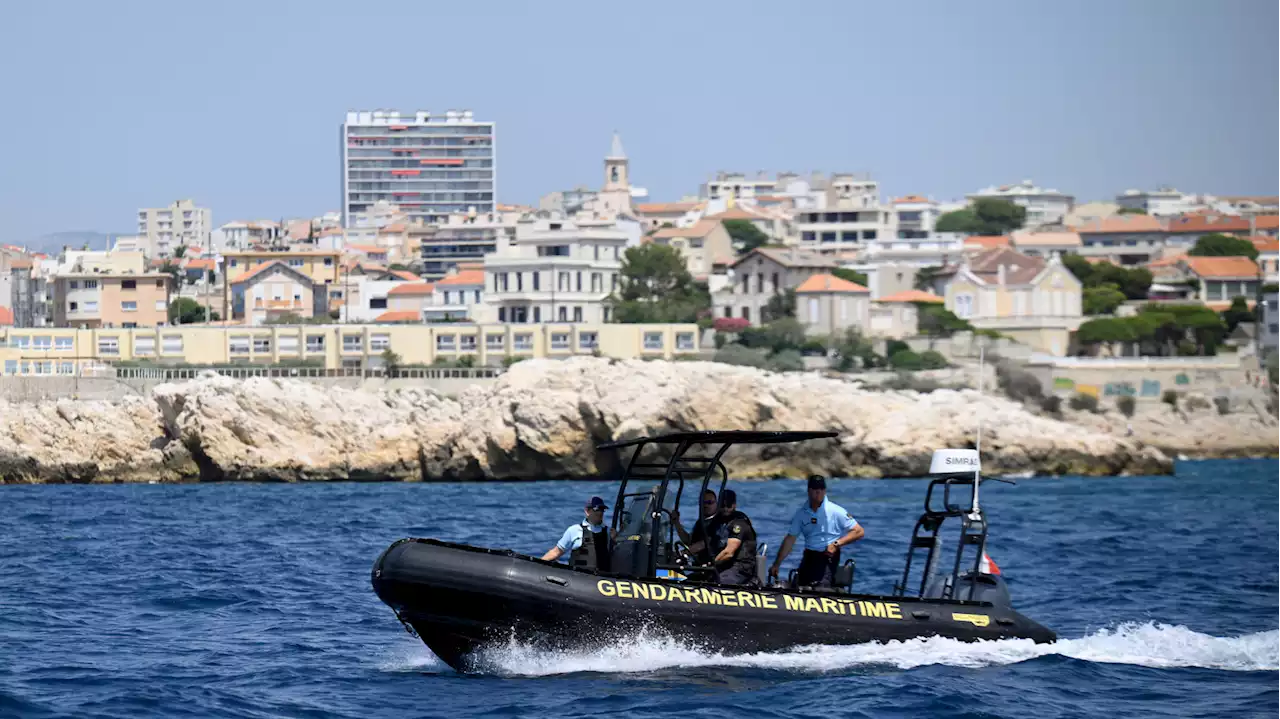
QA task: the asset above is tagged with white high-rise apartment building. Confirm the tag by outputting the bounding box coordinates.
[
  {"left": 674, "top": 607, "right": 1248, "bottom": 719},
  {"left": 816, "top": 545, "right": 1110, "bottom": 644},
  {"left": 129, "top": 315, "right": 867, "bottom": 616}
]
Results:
[
  {"left": 341, "top": 109, "right": 495, "bottom": 228},
  {"left": 137, "top": 199, "right": 212, "bottom": 258}
]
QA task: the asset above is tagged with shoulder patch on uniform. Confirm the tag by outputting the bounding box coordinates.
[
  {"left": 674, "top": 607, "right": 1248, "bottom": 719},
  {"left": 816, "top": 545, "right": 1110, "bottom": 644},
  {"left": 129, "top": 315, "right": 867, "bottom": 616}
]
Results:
[{"left": 733, "top": 524, "right": 742, "bottom": 534}]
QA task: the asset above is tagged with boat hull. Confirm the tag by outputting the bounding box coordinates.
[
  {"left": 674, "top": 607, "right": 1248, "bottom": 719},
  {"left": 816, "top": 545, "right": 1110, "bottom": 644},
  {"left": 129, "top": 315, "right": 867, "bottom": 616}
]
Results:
[{"left": 371, "top": 538, "right": 1056, "bottom": 672}]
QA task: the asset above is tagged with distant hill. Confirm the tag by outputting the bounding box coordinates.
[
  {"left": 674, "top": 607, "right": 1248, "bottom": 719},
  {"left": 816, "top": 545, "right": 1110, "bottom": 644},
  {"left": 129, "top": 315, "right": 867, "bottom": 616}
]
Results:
[{"left": 12, "top": 231, "right": 130, "bottom": 255}]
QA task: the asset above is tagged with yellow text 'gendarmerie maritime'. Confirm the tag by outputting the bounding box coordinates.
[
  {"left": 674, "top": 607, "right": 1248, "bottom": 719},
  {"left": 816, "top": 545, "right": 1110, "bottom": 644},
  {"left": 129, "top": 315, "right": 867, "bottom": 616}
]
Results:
[{"left": 596, "top": 579, "right": 905, "bottom": 619}]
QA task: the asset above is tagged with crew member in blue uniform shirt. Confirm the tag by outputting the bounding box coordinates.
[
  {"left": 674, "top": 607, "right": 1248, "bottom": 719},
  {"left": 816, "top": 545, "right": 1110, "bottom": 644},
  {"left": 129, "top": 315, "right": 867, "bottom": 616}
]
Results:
[
  {"left": 541, "top": 496, "right": 612, "bottom": 571},
  {"left": 768, "top": 476, "right": 864, "bottom": 587}
]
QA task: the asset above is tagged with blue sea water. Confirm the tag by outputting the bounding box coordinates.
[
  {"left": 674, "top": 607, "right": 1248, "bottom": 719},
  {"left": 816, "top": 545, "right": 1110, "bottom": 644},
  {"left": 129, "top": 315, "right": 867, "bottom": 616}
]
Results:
[{"left": 1, "top": 459, "right": 1276, "bottom": 719}]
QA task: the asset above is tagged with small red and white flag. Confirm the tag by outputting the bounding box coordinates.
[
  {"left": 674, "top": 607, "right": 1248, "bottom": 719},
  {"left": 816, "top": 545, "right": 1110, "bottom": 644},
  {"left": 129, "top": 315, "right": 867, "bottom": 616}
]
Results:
[{"left": 980, "top": 552, "right": 1001, "bottom": 575}]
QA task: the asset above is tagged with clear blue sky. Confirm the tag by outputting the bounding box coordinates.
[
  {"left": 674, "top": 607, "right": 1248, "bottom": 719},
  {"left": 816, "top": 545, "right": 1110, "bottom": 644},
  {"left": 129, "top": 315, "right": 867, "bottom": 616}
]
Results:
[{"left": 2, "top": 0, "right": 1275, "bottom": 240}]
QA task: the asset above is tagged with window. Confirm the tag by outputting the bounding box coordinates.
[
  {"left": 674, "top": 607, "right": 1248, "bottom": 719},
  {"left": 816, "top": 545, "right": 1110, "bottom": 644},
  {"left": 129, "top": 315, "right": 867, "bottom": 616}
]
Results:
[
  {"left": 771, "top": 273, "right": 779, "bottom": 292},
  {"left": 676, "top": 332, "right": 695, "bottom": 351},
  {"left": 579, "top": 332, "right": 598, "bottom": 350},
  {"left": 516, "top": 273, "right": 523, "bottom": 292},
  {"left": 808, "top": 298, "right": 820, "bottom": 322},
  {"left": 69, "top": 302, "right": 78, "bottom": 311},
  {"left": 551, "top": 332, "right": 570, "bottom": 350},
  {"left": 323, "top": 257, "right": 334, "bottom": 266},
  {"left": 573, "top": 307, "right": 582, "bottom": 322},
  {"left": 558, "top": 306, "right": 567, "bottom": 321},
  {"left": 436, "top": 334, "right": 456, "bottom": 351},
  {"left": 253, "top": 337, "right": 271, "bottom": 353},
  {"left": 954, "top": 294, "right": 974, "bottom": 319},
  {"left": 155, "top": 300, "right": 167, "bottom": 312},
  {"left": 460, "top": 334, "right": 477, "bottom": 352},
  {"left": 55, "top": 337, "right": 73, "bottom": 351},
  {"left": 8, "top": 335, "right": 29, "bottom": 349},
  {"left": 757, "top": 273, "right": 765, "bottom": 293},
  {"left": 802, "top": 232, "right": 815, "bottom": 242},
  {"left": 84, "top": 301, "right": 98, "bottom": 313},
  {"left": 741, "top": 306, "right": 751, "bottom": 322},
  {"left": 576, "top": 272, "right": 582, "bottom": 292},
  {"left": 288, "top": 258, "right": 304, "bottom": 267},
  {"left": 33, "top": 336, "right": 52, "bottom": 350},
  {"left": 841, "top": 232, "right": 859, "bottom": 242},
  {"left": 59, "top": 362, "right": 74, "bottom": 375},
  {"left": 370, "top": 297, "right": 388, "bottom": 310},
  {"left": 69, "top": 280, "right": 79, "bottom": 289},
  {"left": 533, "top": 307, "right": 541, "bottom": 323},
  {"left": 84, "top": 280, "right": 98, "bottom": 289},
  {"left": 342, "top": 334, "right": 363, "bottom": 352},
  {"left": 486, "top": 334, "right": 505, "bottom": 350},
  {"left": 306, "top": 335, "right": 325, "bottom": 353},
  {"left": 229, "top": 335, "right": 250, "bottom": 355},
  {"left": 98, "top": 337, "right": 119, "bottom": 355},
  {"left": 134, "top": 336, "right": 156, "bottom": 355},
  {"left": 862, "top": 230, "right": 877, "bottom": 240},
  {"left": 162, "top": 335, "right": 183, "bottom": 354},
  {"left": 473, "top": 290, "right": 481, "bottom": 303},
  {"left": 643, "top": 332, "right": 663, "bottom": 351},
  {"left": 370, "top": 333, "right": 390, "bottom": 351},
  {"left": 559, "top": 272, "right": 570, "bottom": 291},
  {"left": 278, "top": 335, "right": 298, "bottom": 354},
  {"left": 591, "top": 273, "right": 601, "bottom": 293},
  {"left": 513, "top": 333, "right": 533, "bottom": 351},
  {"left": 498, "top": 307, "right": 507, "bottom": 323},
  {"left": 821, "top": 232, "right": 837, "bottom": 243},
  {"left": 121, "top": 301, "right": 137, "bottom": 312},
  {"left": 122, "top": 280, "right": 137, "bottom": 290},
  {"left": 3, "top": 360, "right": 15, "bottom": 375}
]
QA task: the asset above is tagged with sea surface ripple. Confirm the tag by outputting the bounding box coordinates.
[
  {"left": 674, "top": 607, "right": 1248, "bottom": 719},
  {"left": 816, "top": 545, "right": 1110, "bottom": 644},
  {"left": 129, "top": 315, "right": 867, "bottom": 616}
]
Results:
[{"left": 0, "top": 459, "right": 1276, "bottom": 718}]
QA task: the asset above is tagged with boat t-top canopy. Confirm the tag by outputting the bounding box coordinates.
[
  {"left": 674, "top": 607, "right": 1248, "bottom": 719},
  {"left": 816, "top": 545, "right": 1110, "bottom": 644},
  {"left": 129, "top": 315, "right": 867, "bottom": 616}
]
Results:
[
  {"left": 595, "top": 430, "right": 838, "bottom": 450},
  {"left": 596, "top": 429, "right": 839, "bottom": 578}
]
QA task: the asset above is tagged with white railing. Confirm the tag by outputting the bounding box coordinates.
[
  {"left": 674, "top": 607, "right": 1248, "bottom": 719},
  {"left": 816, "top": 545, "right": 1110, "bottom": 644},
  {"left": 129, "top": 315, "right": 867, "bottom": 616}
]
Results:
[
  {"left": 1028, "top": 353, "right": 1242, "bottom": 369},
  {"left": 106, "top": 366, "right": 505, "bottom": 381}
]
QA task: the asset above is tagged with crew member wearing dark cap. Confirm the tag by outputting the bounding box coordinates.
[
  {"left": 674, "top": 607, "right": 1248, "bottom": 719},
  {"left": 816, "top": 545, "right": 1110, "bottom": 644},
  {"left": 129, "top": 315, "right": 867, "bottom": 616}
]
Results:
[
  {"left": 768, "top": 476, "right": 863, "bottom": 587},
  {"left": 541, "top": 496, "right": 613, "bottom": 572},
  {"left": 708, "top": 489, "right": 757, "bottom": 585}
]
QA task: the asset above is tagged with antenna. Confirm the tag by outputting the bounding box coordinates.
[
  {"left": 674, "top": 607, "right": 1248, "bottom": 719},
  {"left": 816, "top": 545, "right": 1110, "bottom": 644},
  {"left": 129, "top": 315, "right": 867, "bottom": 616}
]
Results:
[{"left": 971, "top": 346, "right": 984, "bottom": 517}]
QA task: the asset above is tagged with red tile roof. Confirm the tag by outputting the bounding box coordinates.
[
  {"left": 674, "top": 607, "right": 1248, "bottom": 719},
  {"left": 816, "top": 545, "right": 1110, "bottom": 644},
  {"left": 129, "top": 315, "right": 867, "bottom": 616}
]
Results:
[
  {"left": 964, "top": 235, "right": 1010, "bottom": 250},
  {"left": 374, "top": 310, "right": 421, "bottom": 322},
  {"left": 1165, "top": 212, "right": 1251, "bottom": 234},
  {"left": 435, "top": 269, "right": 484, "bottom": 286},
  {"left": 891, "top": 194, "right": 931, "bottom": 204},
  {"left": 795, "top": 273, "right": 868, "bottom": 294},
  {"left": 964, "top": 247, "right": 1047, "bottom": 285},
  {"left": 636, "top": 201, "right": 703, "bottom": 215},
  {"left": 390, "top": 270, "right": 420, "bottom": 281},
  {"left": 230, "top": 260, "right": 297, "bottom": 284},
  {"left": 1071, "top": 215, "right": 1164, "bottom": 233},
  {"left": 876, "top": 289, "right": 944, "bottom": 303},
  {"left": 1250, "top": 236, "right": 1279, "bottom": 253},
  {"left": 1254, "top": 215, "right": 1278, "bottom": 231},
  {"left": 185, "top": 258, "right": 215, "bottom": 270},
  {"left": 387, "top": 282, "right": 434, "bottom": 296},
  {"left": 1179, "top": 256, "right": 1259, "bottom": 279},
  {"left": 651, "top": 219, "right": 723, "bottom": 239}
]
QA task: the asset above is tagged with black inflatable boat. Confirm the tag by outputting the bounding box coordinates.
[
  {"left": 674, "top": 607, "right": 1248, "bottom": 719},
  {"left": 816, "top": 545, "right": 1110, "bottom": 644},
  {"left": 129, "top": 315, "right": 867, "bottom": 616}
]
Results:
[{"left": 372, "top": 431, "right": 1056, "bottom": 672}]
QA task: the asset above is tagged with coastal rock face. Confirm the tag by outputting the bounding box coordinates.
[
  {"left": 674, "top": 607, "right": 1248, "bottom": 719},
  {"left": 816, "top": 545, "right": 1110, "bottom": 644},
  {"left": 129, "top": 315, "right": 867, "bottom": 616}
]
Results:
[
  {"left": 0, "top": 358, "right": 1191, "bottom": 484},
  {"left": 1063, "top": 395, "right": 1278, "bottom": 459}
]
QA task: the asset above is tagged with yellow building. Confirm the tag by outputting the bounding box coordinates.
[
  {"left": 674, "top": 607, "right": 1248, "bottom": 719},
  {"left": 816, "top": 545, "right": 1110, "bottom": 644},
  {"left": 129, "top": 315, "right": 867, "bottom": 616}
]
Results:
[
  {"left": 222, "top": 250, "right": 343, "bottom": 323},
  {"left": 938, "top": 247, "right": 1082, "bottom": 356},
  {"left": 0, "top": 323, "right": 702, "bottom": 374}
]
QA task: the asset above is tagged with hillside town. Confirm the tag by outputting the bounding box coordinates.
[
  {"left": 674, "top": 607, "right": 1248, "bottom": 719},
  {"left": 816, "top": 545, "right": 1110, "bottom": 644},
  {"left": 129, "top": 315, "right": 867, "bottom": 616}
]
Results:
[{"left": 0, "top": 109, "right": 1276, "bottom": 406}]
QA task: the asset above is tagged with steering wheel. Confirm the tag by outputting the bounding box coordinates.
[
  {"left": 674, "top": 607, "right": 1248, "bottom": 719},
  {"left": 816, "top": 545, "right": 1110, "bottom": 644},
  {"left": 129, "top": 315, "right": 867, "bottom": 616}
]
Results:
[{"left": 656, "top": 508, "right": 717, "bottom": 579}]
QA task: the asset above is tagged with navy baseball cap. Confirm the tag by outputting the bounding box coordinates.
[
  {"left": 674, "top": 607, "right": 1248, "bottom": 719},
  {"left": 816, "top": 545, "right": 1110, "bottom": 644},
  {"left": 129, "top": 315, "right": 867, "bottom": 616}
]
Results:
[
  {"left": 807, "top": 476, "right": 827, "bottom": 490},
  {"left": 585, "top": 496, "right": 609, "bottom": 510}
]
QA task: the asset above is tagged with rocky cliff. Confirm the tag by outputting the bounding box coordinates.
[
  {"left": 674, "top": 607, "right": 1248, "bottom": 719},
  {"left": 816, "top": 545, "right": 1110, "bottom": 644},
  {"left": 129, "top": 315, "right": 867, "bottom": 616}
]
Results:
[{"left": 2, "top": 357, "right": 1269, "bottom": 484}]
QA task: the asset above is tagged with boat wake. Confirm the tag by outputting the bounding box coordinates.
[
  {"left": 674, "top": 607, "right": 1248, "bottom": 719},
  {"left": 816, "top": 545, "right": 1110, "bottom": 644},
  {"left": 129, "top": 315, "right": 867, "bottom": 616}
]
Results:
[{"left": 384, "top": 623, "right": 1278, "bottom": 677}]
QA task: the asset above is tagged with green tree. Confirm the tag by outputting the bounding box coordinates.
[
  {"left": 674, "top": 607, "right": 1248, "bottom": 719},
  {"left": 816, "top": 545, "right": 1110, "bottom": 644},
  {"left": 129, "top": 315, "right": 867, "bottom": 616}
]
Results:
[
  {"left": 173, "top": 245, "right": 187, "bottom": 259},
  {"left": 889, "top": 349, "right": 924, "bottom": 370},
  {"left": 831, "top": 267, "right": 868, "bottom": 287},
  {"left": 1116, "top": 207, "right": 1147, "bottom": 215},
  {"left": 723, "top": 219, "right": 771, "bottom": 255},
  {"left": 917, "top": 304, "right": 973, "bottom": 337},
  {"left": 1188, "top": 233, "right": 1259, "bottom": 260},
  {"left": 1064, "top": 255, "right": 1151, "bottom": 300},
  {"left": 934, "top": 199, "right": 1026, "bottom": 235},
  {"left": 1083, "top": 284, "right": 1127, "bottom": 315},
  {"left": 1076, "top": 317, "right": 1136, "bottom": 355},
  {"left": 763, "top": 288, "right": 796, "bottom": 321},
  {"left": 389, "top": 263, "right": 410, "bottom": 271},
  {"left": 168, "top": 297, "right": 206, "bottom": 325},
  {"left": 609, "top": 244, "right": 709, "bottom": 323},
  {"left": 1220, "top": 296, "right": 1253, "bottom": 333},
  {"left": 380, "top": 349, "right": 403, "bottom": 374},
  {"left": 914, "top": 266, "right": 943, "bottom": 291},
  {"left": 919, "top": 350, "right": 949, "bottom": 369}
]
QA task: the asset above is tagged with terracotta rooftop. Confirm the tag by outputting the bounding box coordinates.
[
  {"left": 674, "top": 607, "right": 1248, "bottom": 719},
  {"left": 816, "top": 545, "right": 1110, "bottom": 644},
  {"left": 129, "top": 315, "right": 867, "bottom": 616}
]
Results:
[
  {"left": 387, "top": 281, "right": 435, "bottom": 296},
  {"left": 1071, "top": 215, "right": 1164, "bottom": 233},
  {"left": 876, "top": 289, "right": 944, "bottom": 303},
  {"left": 1253, "top": 215, "right": 1278, "bottom": 231},
  {"left": 650, "top": 219, "right": 723, "bottom": 239},
  {"left": 1165, "top": 213, "right": 1251, "bottom": 234},
  {"left": 230, "top": 260, "right": 305, "bottom": 285},
  {"left": 706, "top": 206, "right": 775, "bottom": 222},
  {"left": 636, "top": 201, "right": 703, "bottom": 215},
  {"left": 963, "top": 235, "right": 1011, "bottom": 250},
  {"left": 891, "top": 194, "right": 931, "bottom": 204},
  {"left": 435, "top": 269, "right": 484, "bottom": 286},
  {"left": 185, "top": 258, "right": 215, "bottom": 270},
  {"left": 347, "top": 244, "right": 386, "bottom": 254},
  {"left": 1178, "top": 256, "right": 1260, "bottom": 279},
  {"left": 1250, "top": 236, "right": 1279, "bottom": 253},
  {"left": 795, "top": 273, "right": 869, "bottom": 294},
  {"left": 374, "top": 310, "right": 421, "bottom": 322},
  {"left": 964, "top": 247, "right": 1046, "bottom": 285},
  {"left": 390, "top": 270, "right": 420, "bottom": 281}
]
